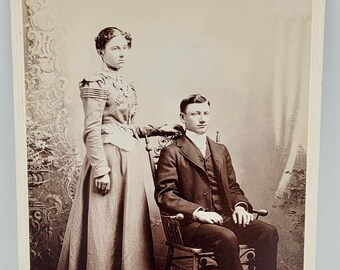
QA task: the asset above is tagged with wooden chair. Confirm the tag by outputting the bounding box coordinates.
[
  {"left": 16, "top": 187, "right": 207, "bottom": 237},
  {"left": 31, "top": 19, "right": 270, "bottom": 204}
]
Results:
[{"left": 145, "top": 133, "right": 268, "bottom": 270}]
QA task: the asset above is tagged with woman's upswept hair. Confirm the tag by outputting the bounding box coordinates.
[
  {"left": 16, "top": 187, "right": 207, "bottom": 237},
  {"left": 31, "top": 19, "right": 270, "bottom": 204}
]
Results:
[
  {"left": 180, "top": 94, "right": 210, "bottom": 113},
  {"left": 95, "top": 27, "right": 132, "bottom": 50}
]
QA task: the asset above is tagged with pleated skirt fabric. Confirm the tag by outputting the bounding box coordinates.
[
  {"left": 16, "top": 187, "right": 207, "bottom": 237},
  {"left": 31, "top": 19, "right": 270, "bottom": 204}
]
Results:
[{"left": 57, "top": 143, "right": 155, "bottom": 270}]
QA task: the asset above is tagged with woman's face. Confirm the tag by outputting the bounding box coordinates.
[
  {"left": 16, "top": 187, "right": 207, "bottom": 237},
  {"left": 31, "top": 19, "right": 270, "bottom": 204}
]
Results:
[{"left": 100, "top": 35, "right": 129, "bottom": 70}]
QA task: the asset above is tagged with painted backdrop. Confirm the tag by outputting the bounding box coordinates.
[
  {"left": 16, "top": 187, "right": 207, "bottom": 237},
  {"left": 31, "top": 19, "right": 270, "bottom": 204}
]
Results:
[{"left": 23, "top": 0, "right": 311, "bottom": 269}]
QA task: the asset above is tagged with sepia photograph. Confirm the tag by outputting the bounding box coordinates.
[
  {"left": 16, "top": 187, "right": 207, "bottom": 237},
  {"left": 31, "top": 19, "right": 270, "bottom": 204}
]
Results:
[{"left": 10, "top": 0, "right": 325, "bottom": 269}]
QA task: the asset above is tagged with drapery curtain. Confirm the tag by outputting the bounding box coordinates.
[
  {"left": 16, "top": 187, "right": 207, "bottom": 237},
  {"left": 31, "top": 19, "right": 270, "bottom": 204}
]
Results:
[{"left": 273, "top": 0, "right": 311, "bottom": 198}]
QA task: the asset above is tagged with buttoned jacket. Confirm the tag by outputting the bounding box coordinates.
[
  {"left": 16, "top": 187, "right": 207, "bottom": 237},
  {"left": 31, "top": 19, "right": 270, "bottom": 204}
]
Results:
[{"left": 154, "top": 134, "right": 252, "bottom": 244}]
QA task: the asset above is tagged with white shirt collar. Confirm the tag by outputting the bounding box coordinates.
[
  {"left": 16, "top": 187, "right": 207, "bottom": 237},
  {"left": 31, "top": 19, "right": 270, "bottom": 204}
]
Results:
[{"left": 185, "top": 130, "right": 207, "bottom": 150}]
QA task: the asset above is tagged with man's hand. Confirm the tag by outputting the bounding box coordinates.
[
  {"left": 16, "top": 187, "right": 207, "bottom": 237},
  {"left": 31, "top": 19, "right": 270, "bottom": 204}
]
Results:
[
  {"left": 232, "top": 206, "right": 254, "bottom": 227},
  {"left": 195, "top": 211, "right": 223, "bottom": 225},
  {"left": 95, "top": 174, "right": 111, "bottom": 195}
]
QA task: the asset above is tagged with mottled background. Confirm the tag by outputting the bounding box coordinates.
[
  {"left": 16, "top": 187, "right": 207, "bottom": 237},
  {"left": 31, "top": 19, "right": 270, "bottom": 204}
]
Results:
[{"left": 22, "top": 0, "right": 311, "bottom": 269}]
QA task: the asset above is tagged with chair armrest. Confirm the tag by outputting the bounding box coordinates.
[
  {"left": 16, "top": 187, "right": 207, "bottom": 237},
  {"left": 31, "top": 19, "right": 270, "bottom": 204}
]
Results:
[
  {"left": 160, "top": 209, "right": 268, "bottom": 246},
  {"left": 166, "top": 213, "right": 184, "bottom": 220},
  {"left": 252, "top": 209, "right": 268, "bottom": 219},
  {"left": 161, "top": 213, "right": 185, "bottom": 245}
]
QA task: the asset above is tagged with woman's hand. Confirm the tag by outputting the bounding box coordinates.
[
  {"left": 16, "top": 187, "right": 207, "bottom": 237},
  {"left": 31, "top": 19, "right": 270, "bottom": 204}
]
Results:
[
  {"left": 136, "top": 123, "right": 183, "bottom": 137},
  {"left": 158, "top": 123, "right": 184, "bottom": 135},
  {"left": 95, "top": 174, "right": 111, "bottom": 195}
]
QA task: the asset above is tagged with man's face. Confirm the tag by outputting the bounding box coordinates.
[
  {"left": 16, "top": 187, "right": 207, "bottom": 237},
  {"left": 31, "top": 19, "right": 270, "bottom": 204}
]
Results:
[{"left": 180, "top": 101, "right": 210, "bottom": 135}]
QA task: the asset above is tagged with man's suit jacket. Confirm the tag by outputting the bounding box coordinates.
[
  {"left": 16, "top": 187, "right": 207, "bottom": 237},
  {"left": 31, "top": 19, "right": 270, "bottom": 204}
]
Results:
[{"left": 154, "top": 134, "right": 252, "bottom": 244}]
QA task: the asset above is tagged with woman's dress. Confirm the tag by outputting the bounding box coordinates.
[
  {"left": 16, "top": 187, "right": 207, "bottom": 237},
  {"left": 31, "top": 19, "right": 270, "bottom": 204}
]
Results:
[{"left": 57, "top": 65, "right": 155, "bottom": 270}]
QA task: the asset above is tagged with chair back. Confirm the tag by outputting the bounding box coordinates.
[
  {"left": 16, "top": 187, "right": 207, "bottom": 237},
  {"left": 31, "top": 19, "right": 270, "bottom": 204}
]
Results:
[{"left": 145, "top": 134, "right": 181, "bottom": 182}]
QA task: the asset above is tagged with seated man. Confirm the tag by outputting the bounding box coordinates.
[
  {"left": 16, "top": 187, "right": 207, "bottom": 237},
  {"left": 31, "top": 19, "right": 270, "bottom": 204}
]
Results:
[{"left": 154, "top": 94, "right": 279, "bottom": 270}]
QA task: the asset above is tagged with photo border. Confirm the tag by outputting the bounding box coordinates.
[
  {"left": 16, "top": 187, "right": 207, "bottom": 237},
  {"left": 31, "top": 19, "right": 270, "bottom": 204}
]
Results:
[{"left": 10, "top": 0, "right": 326, "bottom": 269}]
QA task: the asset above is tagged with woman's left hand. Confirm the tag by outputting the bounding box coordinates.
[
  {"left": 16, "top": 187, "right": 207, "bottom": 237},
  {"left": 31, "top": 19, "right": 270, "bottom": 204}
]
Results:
[
  {"left": 157, "top": 123, "right": 184, "bottom": 135},
  {"left": 136, "top": 123, "right": 183, "bottom": 137}
]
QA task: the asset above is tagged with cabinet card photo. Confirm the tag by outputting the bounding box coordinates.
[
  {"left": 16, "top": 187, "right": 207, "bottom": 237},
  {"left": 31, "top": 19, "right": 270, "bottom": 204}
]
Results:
[{"left": 10, "top": 0, "right": 325, "bottom": 269}]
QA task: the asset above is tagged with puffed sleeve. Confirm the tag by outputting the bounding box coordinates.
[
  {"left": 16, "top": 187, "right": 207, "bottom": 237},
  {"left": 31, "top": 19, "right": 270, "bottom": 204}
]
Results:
[{"left": 79, "top": 75, "right": 110, "bottom": 179}]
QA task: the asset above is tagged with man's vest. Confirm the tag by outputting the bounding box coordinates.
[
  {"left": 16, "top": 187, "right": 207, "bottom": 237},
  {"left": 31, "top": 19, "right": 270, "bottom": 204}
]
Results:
[{"left": 193, "top": 141, "right": 229, "bottom": 214}]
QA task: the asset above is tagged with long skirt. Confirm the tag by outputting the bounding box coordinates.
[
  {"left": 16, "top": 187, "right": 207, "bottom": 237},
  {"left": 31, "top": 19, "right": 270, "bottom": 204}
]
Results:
[{"left": 57, "top": 143, "right": 155, "bottom": 270}]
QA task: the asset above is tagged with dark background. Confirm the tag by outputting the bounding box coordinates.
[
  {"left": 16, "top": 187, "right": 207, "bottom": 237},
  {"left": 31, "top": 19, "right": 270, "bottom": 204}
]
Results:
[{"left": 0, "top": 0, "right": 339, "bottom": 269}]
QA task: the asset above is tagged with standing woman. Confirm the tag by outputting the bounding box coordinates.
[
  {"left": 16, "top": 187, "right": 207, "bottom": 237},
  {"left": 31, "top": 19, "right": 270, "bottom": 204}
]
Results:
[{"left": 58, "top": 27, "right": 166, "bottom": 270}]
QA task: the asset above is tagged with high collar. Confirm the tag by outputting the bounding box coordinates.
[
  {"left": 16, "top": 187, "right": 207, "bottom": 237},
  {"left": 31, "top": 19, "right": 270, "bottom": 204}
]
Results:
[
  {"left": 185, "top": 130, "right": 207, "bottom": 148},
  {"left": 176, "top": 134, "right": 223, "bottom": 174},
  {"left": 101, "top": 63, "right": 120, "bottom": 74}
]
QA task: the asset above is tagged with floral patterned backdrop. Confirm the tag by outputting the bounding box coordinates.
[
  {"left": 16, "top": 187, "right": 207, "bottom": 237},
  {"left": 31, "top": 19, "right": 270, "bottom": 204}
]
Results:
[{"left": 24, "top": 0, "right": 82, "bottom": 268}]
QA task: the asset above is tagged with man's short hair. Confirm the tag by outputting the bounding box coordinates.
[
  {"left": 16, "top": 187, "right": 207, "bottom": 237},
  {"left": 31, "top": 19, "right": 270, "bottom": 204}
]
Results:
[{"left": 180, "top": 94, "right": 210, "bottom": 113}]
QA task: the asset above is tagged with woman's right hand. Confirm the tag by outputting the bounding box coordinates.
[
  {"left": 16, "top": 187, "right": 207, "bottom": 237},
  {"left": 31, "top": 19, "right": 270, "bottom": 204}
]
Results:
[{"left": 95, "top": 174, "right": 111, "bottom": 195}]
